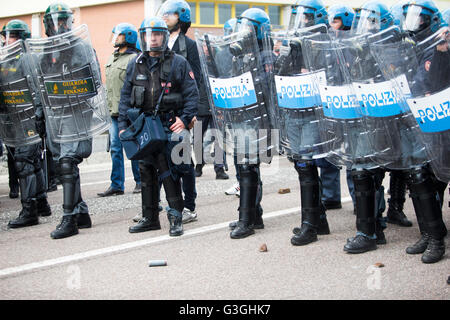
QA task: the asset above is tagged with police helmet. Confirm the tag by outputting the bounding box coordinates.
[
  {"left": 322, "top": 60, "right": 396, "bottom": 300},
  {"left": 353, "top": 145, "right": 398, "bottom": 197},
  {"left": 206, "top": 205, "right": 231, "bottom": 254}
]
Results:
[
  {"left": 328, "top": 4, "right": 355, "bottom": 30},
  {"left": 402, "top": 0, "right": 444, "bottom": 34},
  {"left": 390, "top": 1, "right": 409, "bottom": 27},
  {"left": 157, "top": 0, "right": 191, "bottom": 33},
  {"left": 139, "top": 17, "right": 170, "bottom": 53},
  {"left": 236, "top": 8, "right": 271, "bottom": 40},
  {"left": 1, "top": 20, "right": 31, "bottom": 45},
  {"left": 223, "top": 18, "right": 237, "bottom": 36},
  {"left": 112, "top": 23, "right": 138, "bottom": 48},
  {"left": 353, "top": 1, "right": 393, "bottom": 34},
  {"left": 43, "top": 2, "right": 74, "bottom": 37},
  {"left": 289, "top": 0, "right": 328, "bottom": 30}
]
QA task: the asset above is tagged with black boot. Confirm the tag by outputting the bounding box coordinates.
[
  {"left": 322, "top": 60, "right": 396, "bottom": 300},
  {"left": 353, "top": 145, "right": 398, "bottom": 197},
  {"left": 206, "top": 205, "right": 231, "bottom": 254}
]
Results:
[
  {"left": 51, "top": 215, "right": 78, "bottom": 239},
  {"left": 344, "top": 234, "right": 377, "bottom": 253},
  {"left": 344, "top": 170, "right": 378, "bottom": 254},
  {"left": 230, "top": 165, "right": 258, "bottom": 239},
  {"left": 421, "top": 238, "right": 446, "bottom": 264},
  {"left": 129, "top": 163, "right": 161, "bottom": 233},
  {"left": 291, "top": 162, "right": 322, "bottom": 245},
  {"left": 8, "top": 200, "right": 39, "bottom": 228},
  {"left": 387, "top": 171, "right": 412, "bottom": 227},
  {"left": 36, "top": 197, "right": 52, "bottom": 217},
  {"left": 230, "top": 208, "right": 255, "bottom": 239},
  {"left": 407, "top": 167, "right": 447, "bottom": 255},
  {"left": 406, "top": 233, "right": 431, "bottom": 254},
  {"left": 291, "top": 223, "right": 317, "bottom": 246},
  {"left": 129, "top": 216, "right": 161, "bottom": 233},
  {"left": 167, "top": 209, "right": 183, "bottom": 237},
  {"left": 77, "top": 213, "right": 92, "bottom": 229}
]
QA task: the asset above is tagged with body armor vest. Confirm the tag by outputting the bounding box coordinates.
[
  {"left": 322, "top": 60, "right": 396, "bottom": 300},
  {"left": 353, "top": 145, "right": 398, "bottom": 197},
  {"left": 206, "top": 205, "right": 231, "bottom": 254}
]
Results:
[{"left": 130, "top": 52, "right": 182, "bottom": 114}]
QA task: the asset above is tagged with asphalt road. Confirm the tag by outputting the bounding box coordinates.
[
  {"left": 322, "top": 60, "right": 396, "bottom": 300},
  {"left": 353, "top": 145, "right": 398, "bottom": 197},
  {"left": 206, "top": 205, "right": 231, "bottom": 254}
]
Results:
[{"left": 0, "top": 136, "right": 448, "bottom": 300}]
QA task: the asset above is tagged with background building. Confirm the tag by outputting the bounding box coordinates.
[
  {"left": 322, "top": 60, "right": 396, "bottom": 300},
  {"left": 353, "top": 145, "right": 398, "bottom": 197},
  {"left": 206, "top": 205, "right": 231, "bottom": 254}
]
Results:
[{"left": 1, "top": 0, "right": 449, "bottom": 81}]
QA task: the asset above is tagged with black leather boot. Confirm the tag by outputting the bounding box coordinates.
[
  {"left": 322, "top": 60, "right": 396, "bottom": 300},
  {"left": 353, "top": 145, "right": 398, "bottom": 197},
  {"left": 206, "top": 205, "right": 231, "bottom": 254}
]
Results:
[
  {"left": 421, "top": 238, "right": 446, "bottom": 264},
  {"left": 77, "top": 213, "right": 92, "bottom": 229},
  {"left": 406, "top": 233, "right": 431, "bottom": 254},
  {"left": 387, "top": 171, "right": 412, "bottom": 227},
  {"left": 230, "top": 164, "right": 258, "bottom": 239},
  {"left": 129, "top": 163, "right": 161, "bottom": 233},
  {"left": 36, "top": 197, "right": 52, "bottom": 217},
  {"left": 407, "top": 167, "right": 447, "bottom": 255},
  {"left": 344, "top": 234, "right": 377, "bottom": 253},
  {"left": 8, "top": 200, "right": 39, "bottom": 228},
  {"left": 344, "top": 170, "right": 378, "bottom": 254},
  {"left": 230, "top": 208, "right": 255, "bottom": 239},
  {"left": 168, "top": 209, "right": 183, "bottom": 237},
  {"left": 291, "top": 223, "right": 318, "bottom": 246},
  {"left": 51, "top": 215, "right": 78, "bottom": 239},
  {"left": 291, "top": 162, "right": 322, "bottom": 245}
]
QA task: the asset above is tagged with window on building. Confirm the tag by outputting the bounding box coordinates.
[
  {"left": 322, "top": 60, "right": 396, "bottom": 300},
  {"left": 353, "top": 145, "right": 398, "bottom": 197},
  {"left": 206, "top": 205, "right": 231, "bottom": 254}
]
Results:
[
  {"left": 235, "top": 4, "right": 249, "bottom": 18},
  {"left": 200, "top": 2, "right": 215, "bottom": 25},
  {"left": 268, "top": 5, "right": 281, "bottom": 26},
  {"left": 218, "top": 3, "right": 232, "bottom": 24},
  {"left": 187, "top": 1, "right": 197, "bottom": 24},
  {"left": 187, "top": 1, "right": 283, "bottom": 27}
]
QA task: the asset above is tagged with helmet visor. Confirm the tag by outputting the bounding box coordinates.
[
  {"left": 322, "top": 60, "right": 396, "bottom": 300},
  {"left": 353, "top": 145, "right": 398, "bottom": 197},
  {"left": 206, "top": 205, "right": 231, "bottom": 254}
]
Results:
[
  {"left": 157, "top": 1, "right": 178, "bottom": 17},
  {"left": 354, "top": 8, "right": 380, "bottom": 34},
  {"left": 140, "top": 27, "right": 169, "bottom": 52},
  {"left": 45, "top": 12, "right": 73, "bottom": 35},
  {"left": 110, "top": 31, "right": 126, "bottom": 47},
  {"left": 290, "top": 6, "right": 316, "bottom": 30},
  {"left": 402, "top": 5, "right": 424, "bottom": 32},
  {"left": 1, "top": 31, "right": 20, "bottom": 46}
]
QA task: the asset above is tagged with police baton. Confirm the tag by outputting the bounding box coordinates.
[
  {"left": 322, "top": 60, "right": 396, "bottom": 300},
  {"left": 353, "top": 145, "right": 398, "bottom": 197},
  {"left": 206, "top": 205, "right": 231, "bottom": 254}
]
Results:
[{"left": 41, "top": 137, "right": 48, "bottom": 191}]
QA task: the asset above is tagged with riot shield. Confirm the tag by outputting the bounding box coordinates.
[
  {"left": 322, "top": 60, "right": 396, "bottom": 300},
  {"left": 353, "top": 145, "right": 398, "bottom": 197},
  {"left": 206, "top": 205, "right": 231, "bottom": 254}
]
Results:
[
  {"left": 25, "top": 24, "right": 110, "bottom": 143},
  {"left": 0, "top": 40, "right": 41, "bottom": 147},
  {"left": 371, "top": 28, "right": 450, "bottom": 182},
  {"left": 302, "top": 32, "right": 361, "bottom": 169},
  {"left": 196, "top": 28, "right": 275, "bottom": 164},
  {"left": 341, "top": 28, "right": 404, "bottom": 168},
  {"left": 269, "top": 25, "right": 335, "bottom": 160}
]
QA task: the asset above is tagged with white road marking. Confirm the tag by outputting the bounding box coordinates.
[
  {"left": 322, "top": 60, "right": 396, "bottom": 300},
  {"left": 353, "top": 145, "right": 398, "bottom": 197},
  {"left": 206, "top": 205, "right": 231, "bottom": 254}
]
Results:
[{"left": 0, "top": 197, "right": 353, "bottom": 278}]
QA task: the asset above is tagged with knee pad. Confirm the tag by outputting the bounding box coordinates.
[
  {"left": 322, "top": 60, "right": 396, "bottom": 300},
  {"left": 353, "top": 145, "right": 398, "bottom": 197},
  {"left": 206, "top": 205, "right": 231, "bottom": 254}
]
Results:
[
  {"left": 59, "top": 158, "right": 77, "bottom": 184},
  {"left": 15, "top": 160, "right": 35, "bottom": 179}
]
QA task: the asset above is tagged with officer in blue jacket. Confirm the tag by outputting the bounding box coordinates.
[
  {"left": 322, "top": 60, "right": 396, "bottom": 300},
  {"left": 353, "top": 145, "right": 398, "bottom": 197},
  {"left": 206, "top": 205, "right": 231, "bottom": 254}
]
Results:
[{"left": 118, "top": 17, "right": 198, "bottom": 237}]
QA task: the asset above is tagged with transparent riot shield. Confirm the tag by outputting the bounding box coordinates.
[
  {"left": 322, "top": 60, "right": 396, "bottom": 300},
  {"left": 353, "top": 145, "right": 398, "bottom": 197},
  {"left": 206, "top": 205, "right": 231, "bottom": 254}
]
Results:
[
  {"left": 25, "top": 24, "right": 110, "bottom": 143},
  {"left": 371, "top": 28, "right": 450, "bottom": 182},
  {"left": 269, "top": 25, "right": 335, "bottom": 160},
  {"left": 341, "top": 27, "right": 404, "bottom": 168},
  {"left": 302, "top": 33, "right": 361, "bottom": 169},
  {"left": 0, "top": 40, "right": 41, "bottom": 147},
  {"left": 196, "top": 28, "right": 276, "bottom": 164}
]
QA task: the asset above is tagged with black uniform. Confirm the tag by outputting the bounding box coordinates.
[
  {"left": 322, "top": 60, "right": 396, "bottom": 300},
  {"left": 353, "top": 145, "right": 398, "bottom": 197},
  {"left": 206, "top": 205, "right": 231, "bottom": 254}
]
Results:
[{"left": 119, "top": 50, "right": 198, "bottom": 236}]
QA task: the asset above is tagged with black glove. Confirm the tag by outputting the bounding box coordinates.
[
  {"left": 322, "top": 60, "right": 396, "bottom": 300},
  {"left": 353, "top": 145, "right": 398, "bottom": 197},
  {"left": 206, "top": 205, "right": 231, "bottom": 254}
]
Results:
[{"left": 35, "top": 118, "right": 46, "bottom": 138}]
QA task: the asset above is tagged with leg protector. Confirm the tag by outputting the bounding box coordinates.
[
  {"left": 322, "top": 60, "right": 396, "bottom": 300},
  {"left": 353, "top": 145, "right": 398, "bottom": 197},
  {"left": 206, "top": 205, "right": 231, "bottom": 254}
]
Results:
[
  {"left": 406, "top": 167, "right": 447, "bottom": 240},
  {"left": 139, "top": 161, "right": 161, "bottom": 221},
  {"left": 294, "top": 161, "right": 322, "bottom": 228},
  {"left": 351, "top": 169, "right": 376, "bottom": 237},
  {"left": 59, "top": 157, "right": 78, "bottom": 215}
]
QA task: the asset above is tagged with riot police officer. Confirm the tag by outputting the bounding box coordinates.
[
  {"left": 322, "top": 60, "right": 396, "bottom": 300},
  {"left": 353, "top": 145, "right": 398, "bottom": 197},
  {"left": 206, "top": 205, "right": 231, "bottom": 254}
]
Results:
[
  {"left": 227, "top": 8, "right": 274, "bottom": 239},
  {"left": 32, "top": 3, "right": 98, "bottom": 239},
  {"left": 0, "top": 20, "right": 52, "bottom": 228},
  {"left": 284, "top": 0, "right": 332, "bottom": 246},
  {"left": 119, "top": 17, "right": 198, "bottom": 237},
  {"left": 399, "top": 0, "right": 448, "bottom": 263},
  {"left": 157, "top": 0, "right": 209, "bottom": 224}
]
